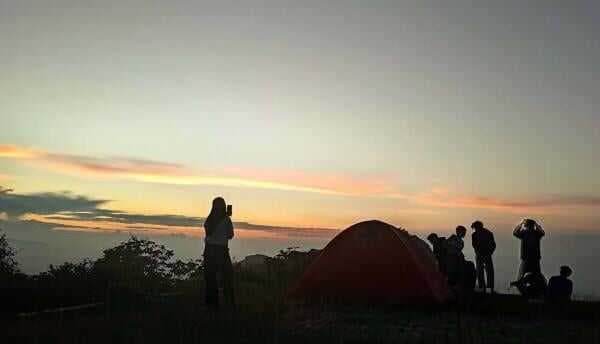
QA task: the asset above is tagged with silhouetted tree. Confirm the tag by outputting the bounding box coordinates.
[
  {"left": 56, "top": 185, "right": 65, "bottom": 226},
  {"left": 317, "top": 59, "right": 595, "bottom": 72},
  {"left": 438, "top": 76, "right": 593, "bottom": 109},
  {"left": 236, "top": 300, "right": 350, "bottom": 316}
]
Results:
[
  {"left": 36, "top": 259, "right": 95, "bottom": 288},
  {"left": 94, "top": 235, "right": 175, "bottom": 294},
  {"left": 0, "top": 228, "right": 19, "bottom": 277},
  {"left": 169, "top": 258, "right": 203, "bottom": 293},
  {"left": 170, "top": 258, "right": 203, "bottom": 281}
]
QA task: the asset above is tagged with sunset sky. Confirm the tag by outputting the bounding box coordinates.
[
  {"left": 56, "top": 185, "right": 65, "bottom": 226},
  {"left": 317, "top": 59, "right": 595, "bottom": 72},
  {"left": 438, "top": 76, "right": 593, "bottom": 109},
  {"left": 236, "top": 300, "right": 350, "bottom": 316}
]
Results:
[{"left": 2, "top": 1, "right": 600, "bottom": 241}]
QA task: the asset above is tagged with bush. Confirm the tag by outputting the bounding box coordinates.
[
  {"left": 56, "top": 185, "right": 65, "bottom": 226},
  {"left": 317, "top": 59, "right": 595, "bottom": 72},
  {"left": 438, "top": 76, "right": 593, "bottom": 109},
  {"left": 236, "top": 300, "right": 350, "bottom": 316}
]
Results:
[{"left": 93, "top": 235, "right": 176, "bottom": 294}]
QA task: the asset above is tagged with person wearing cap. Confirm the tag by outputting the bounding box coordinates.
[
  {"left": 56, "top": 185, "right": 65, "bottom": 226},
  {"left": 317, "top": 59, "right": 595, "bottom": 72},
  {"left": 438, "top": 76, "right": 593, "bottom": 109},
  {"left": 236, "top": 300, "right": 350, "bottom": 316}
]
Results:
[
  {"left": 547, "top": 266, "right": 574, "bottom": 303},
  {"left": 471, "top": 220, "right": 496, "bottom": 294},
  {"left": 513, "top": 218, "right": 545, "bottom": 279}
]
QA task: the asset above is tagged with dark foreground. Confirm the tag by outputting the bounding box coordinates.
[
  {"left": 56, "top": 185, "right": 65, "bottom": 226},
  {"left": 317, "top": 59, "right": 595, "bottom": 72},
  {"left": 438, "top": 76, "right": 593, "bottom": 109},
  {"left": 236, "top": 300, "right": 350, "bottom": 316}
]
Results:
[
  {"left": 3, "top": 293, "right": 600, "bottom": 344},
  {"left": 1, "top": 236, "right": 598, "bottom": 343}
]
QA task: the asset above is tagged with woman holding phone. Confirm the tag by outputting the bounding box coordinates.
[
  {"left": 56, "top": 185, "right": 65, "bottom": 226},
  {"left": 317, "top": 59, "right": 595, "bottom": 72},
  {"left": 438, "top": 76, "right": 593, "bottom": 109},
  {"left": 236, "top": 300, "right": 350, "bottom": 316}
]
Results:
[{"left": 203, "top": 197, "right": 234, "bottom": 309}]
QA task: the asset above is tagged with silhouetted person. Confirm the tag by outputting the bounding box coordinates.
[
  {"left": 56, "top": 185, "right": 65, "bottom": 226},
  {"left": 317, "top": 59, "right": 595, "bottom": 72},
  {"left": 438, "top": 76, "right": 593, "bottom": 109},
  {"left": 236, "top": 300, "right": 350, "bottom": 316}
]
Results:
[
  {"left": 547, "top": 266, "right": 573, "bottom": 303},
  {"left": 510, "top": 271, "right": 547, "bottom": 299},
  {"left": 427, "top": 233, "right": 448, "bottom": 275},
  {"left": 471, "top": 221, "right": 496, "bottom": 294},
  {"left": 513, "top": 219, "right": 545, "bottom": 279},
  {"left": 446, "top": 226, "right": 466, "bottom": 286},
  {"left": 203, "top": 197, "right": 235, "bottom": 310}
]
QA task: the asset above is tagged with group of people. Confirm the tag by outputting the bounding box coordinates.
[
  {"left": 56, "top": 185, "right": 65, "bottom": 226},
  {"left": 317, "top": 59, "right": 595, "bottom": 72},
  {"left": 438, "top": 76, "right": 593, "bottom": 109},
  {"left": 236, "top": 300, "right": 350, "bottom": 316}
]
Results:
[
  {"left": 427, "top": 222, "right": 495, "bottom": 297},
  {"left": 427, "top": 219, "right": 574, "bottom": 302},
  {"left": 200, "top": 196, "right": 575, "bottom": 309}
]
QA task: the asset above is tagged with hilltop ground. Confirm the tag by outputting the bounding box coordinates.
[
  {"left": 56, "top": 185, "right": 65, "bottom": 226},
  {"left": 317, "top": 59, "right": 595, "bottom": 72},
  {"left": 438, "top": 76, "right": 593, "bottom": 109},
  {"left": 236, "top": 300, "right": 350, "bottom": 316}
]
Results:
[
  {"left": 2, "top": 236, "right": 599, "bottom": 344},
  {"left": 3, "top": 292, "right": 600, "bottom": 344}
]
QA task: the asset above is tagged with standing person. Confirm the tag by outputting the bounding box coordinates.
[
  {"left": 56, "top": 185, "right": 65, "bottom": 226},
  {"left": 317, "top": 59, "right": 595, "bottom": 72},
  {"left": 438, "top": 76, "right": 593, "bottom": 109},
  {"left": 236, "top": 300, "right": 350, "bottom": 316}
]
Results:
[
  {"left": 446, "top": 226, "right": 466, "bottom": 287},
  {"left": 471, "top": 221, "right": 496, "bottom": 294},
  {"left": 427, "top": 233, "right": 448, "bottom": 276},
  {"left": 203, "top": 197, "right": 235, "bottom": 310},
  {"left": 513, "top": 219, "right": 545, "bottom": 279}
]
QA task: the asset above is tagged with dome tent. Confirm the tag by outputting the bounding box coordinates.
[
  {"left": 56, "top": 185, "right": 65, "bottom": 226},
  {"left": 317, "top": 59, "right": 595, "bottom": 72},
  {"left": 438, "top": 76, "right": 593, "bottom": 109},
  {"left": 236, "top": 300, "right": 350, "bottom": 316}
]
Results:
[{"left": 287, "top": 220, "right": 450, "bottom": 304}]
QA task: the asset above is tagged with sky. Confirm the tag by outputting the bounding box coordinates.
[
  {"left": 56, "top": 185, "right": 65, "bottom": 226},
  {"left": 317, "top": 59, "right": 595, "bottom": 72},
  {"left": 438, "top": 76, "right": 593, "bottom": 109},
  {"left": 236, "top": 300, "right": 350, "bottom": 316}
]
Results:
[{"left": 1, "top": 1, "right": 600, "bottom": 275}]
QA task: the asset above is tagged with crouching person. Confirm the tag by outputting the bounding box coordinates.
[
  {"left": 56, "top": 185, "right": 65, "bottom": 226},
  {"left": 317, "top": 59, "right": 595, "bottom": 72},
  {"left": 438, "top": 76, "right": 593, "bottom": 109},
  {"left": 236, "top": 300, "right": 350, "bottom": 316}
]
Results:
[
  {"left": 511, "top": 272, "right": 547, "bottom": 300},
  {"left": 547, "top": 266, "right": 573, "bottom": 303}
]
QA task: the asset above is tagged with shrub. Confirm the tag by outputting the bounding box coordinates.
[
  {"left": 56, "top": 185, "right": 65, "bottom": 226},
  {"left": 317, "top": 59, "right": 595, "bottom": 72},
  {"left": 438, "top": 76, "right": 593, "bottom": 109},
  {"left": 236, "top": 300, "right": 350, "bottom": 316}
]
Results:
[{"left": 94, "top": 235, "right": 175, "bottom": 294}]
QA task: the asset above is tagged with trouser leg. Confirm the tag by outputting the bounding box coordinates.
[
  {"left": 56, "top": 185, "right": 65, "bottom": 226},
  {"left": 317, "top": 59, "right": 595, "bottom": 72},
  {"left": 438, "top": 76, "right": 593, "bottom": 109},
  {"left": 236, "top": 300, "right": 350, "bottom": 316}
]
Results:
[
  {"left": 221, "top": 249, "right": 235, "bottom": 307},
  {"left": 519, "top": 259, "right": 541, "bottom": 281},
  {"left": 204, "top": 252, "right": 219, "bottom": 309},
  {"left": 475, "top": 255, "right": 485, "bottom": 289},
  {"left": 531, "top": 259, "right": 541, "bottom": 274},
  {"left": 518, "top": 260, "right": 525, "bottom": 280},
  {"left": 485, "top": 256, "right": 494, "bottom": 291}
]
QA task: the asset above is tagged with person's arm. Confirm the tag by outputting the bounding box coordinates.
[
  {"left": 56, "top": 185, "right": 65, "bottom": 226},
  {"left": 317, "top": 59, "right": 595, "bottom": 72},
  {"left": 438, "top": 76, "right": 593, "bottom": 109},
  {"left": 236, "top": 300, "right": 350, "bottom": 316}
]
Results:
[
  {"left": 204, "top": 220, "right": 213, "bottom": 236},
  {"left": 490, "top": 232, "right": 497, "bottom": 253},
  {"left": 535, "top": 223, "right": 545, "bottom": 238},
  {"left": 226, "top": 217, "right": 234, "bottom": 240},
  {"left": 513, "top": 223, "right": 524, "bottom": 238}
]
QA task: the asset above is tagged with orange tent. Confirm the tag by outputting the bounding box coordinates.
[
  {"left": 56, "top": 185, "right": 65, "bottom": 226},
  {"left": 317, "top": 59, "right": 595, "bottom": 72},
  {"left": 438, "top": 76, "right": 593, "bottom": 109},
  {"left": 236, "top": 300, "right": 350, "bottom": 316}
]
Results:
[{"left": 287, "top": 220, "right": 450, "bottom": 304}]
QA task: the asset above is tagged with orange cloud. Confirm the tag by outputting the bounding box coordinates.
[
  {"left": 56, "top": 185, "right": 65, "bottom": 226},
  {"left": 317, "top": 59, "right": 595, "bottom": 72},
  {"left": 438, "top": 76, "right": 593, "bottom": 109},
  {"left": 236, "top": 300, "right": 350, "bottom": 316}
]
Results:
[
  {"left": 0, "top": 144, "right": 390, "bottom": 197},
  {"left": 414, "top": 188, "right": 600, "bottom": 213},
  {"left": 0, "top": 145, "right": 39, "bottom": 159},
  {"left": 220, "top": 167, "right": 391, "bottom": 196}
]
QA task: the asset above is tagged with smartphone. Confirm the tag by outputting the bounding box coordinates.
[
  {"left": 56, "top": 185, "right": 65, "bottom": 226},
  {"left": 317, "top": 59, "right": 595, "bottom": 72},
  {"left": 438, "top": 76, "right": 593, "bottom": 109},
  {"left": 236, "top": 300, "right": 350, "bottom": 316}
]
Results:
[{"left": 226, "top": 204, "right": 233, "bottom": 217}]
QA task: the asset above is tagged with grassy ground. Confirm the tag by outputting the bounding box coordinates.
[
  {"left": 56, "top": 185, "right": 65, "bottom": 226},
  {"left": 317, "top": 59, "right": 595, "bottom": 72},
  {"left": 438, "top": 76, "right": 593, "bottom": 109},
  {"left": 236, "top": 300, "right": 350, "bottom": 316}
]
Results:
[
  {"left": 2, "top": 247, "right": 599, "bottom": 344},
  {"left": 3, "top": 291, "right": 600, "bottom": 344}
]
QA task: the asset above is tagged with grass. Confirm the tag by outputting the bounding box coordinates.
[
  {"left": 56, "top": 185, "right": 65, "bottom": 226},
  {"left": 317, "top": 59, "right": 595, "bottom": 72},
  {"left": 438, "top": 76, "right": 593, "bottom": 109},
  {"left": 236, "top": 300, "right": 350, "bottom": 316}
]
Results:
[
  {"left": 4, "top": 284, "right": 600, "bottom": 344},
  {"left": 2, "top": 242, "right": 599, "bottom": 344}
]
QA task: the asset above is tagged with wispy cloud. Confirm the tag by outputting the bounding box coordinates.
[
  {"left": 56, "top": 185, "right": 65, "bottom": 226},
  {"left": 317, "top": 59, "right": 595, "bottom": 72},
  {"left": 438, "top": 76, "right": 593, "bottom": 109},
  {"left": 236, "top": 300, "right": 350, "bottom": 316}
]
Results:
[
  {"left": 414, "top": 188, "right": 600, "bottom": 212},
  {"left": 0, "top": 145, "right": 37, "bottom": 159},
  {"left": 3, "top": 144, "right": 598, "bottom": 220},
  {"left": 0, "top": 144, "right": 389, "bottom": 196},
  {"left": 0, "top": 187, "right": 14, "bottom": 195},
  {"left": 0, "top": 188, "right": 338, "bottom": 238}
]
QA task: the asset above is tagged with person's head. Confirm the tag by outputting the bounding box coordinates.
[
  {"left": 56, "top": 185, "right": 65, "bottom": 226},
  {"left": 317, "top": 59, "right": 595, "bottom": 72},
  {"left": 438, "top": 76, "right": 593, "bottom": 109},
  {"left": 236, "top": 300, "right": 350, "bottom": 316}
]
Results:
[
  {"left": 524, "top": 218, "right": 537, "bottom": 230},
  {"left": 427, "top": 233, "right": 439, "bottom": 244},
  {"left": 210, "top": 197, "right": 227, "bottom": 216},
  {"left": 471, "top": 221, "right": 484, "bottom": 231},
  {"left": 204, "top": 197, "right": 227, "bottom": 233},
  {"left": 560, "top": 265, "right": 573, "bottom": 278},
  {"left": 456, "top": 226, "right": 467, "bottom": 238}
]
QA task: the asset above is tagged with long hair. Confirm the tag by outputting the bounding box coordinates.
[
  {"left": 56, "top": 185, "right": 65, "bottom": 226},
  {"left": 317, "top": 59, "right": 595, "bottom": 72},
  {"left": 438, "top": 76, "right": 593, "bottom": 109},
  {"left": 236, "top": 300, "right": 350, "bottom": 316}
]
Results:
[{"left": 204, "top": 197, "right": 227, "bottom": 236}]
